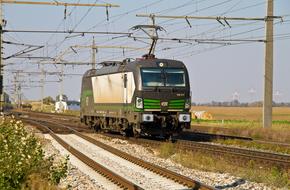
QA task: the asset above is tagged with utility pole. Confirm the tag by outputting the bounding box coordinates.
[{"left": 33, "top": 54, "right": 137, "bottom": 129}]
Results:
[
  {"left": 58, "top": 63, "right": 64, "bottom": 113},
  {"left": 40, "top": 63, "right": 44, "bottom": 111},
  {"left": 10, "top": 70, "right": 20, "bottom": 107},
  {"left": 13, "top": 73, "right": 17, "bottom": 106},
  {"left": 15, "top": 71, "right": 21, "bottom": 108},
  {"left": 263, "top": 0, "right": 274, "bottom": 128},
  {"left": 18, "top": 81, "right": 21, "bottom": 108},
  {"left": 92, "top": 37, "right": 96, "bottom": 69},
  {"left": 10, "top": 70, "right": 61, "bottom": 109},
  {"left": 11, "top": 71, "right": 24, "bottom": 108},
  {"left": 0, "top": 2, "right": 3, "bottom": 113}
]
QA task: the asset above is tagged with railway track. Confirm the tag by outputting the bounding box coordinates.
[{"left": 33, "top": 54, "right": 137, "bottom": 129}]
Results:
[
  {"left": 16, "top": 111, "right": 290, "bottom": 170},
  {"left": 175, "top": 140, "right": 290, "bottom": 168},
  {"left": 15, "top": 110, "right": 290, "bottom": 147},
  {"left": 101, "top": 133, "right": 290, "bottom": 170},
  {"left": 26, "top": 118, "right": 215, "bottom": 190}
]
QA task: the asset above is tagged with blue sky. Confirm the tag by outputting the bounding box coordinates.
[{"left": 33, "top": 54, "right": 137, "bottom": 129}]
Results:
[{"left": 3, "top": 0, "right": 290, "bottom": 103}]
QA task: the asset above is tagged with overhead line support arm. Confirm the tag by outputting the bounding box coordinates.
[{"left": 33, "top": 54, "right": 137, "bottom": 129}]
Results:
[
  {"left": 1, "top": 1, "right": 119, "bottom": 7},
  {"left": 136, "top": 14, "right": 282, "bottom": 21}
]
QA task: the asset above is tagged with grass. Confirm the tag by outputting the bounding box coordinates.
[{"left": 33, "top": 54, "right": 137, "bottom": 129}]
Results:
[
  {"left": 159, "top": 142, "right": 175, "bottom": 158},
  {"left": 62, "top": 110, "right": 80, "bottom": 117},
  {"left": 214, "top": 139, "right": 290, "bottom": 155},
  {"left": 30, "top": 102, "right": 55, "bottom": 113},
  {"left": 158, "top": 143, "right": 290, "bottom": 189},
  {"left": 21, "top": 173, "right": 60, "bottom": 190}
]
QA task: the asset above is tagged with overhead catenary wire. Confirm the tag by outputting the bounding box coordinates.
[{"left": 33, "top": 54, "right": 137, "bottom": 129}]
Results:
[
  {"left": 151, "top": 0, "right": 268, "bottom": 37},
  {"left": 95, "top": 1, "right": 270, "bottom": 56},
  {"left": 95, "top": 2, "right": 290, "bottom": 61},
  {"left": 2, "top": 0, "right": 121, "bottom": 98},
  {"left": 82, "top": 0, "right": 265, "bottom": 58},
  {"left": 3, "top": 29, "right": 132, "bottom": 36},
  {"left": 43, "top": 0, "right": 120, "bottom": 68},
  {"left": 72, "top": 0, "right": 166, "bottom": 52},
  {"left": 92, "top": 0, "right": 231, "bottom": 47},
  {"left": 46, "top": 0, "right": 153, "bottom": 58}
]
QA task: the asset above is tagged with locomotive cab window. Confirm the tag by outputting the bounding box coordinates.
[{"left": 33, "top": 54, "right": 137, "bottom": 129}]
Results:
[
  {"left": 165, "top": 68, "right": 186, "bottom": 87},
  {"left": 141, "top": 68, "right": 186, "bottom": 87}
]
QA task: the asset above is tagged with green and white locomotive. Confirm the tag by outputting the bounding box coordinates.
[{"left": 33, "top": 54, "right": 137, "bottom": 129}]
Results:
[{"left": 80, "top": 55, "right": 191, "bottom": 138}]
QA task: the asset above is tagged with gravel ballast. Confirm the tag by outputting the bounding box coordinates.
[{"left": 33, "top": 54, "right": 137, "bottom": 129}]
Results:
[{"left": 58, "top": 134, "right": 188, "bottom": 190}]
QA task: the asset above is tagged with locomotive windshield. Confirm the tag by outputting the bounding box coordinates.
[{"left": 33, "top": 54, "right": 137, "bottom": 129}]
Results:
[{"left": 141, "top": 68, "right": 186, "bottom": 87}]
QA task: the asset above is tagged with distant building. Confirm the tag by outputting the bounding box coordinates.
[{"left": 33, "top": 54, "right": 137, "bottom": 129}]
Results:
[{"left": 55, "top": 101, "right": 68, "bottom": 113}]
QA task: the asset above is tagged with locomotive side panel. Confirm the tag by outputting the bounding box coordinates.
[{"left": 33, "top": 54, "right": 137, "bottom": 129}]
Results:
[{"left": 91, "top": 72, "right": 135, "bottom": 104}]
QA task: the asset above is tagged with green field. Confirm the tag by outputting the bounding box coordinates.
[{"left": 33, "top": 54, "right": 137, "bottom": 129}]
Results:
[{"left": 191, "top": 106, "right": 290, "bottom": 143}]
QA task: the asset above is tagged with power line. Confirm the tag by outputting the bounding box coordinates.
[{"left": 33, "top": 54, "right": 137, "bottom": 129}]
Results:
[
  {"left": 45, "top": 0, "right": 99, "bottom": 62},
  {"left": 44, "top": 0, "right": 81, "bottom": 44},
  {"left": 3, "top": 29, "right": 132, "bottom": 35},
  {"left": 137, "top": 14, "right": 278, "bottom": 21},
  {"left": 129, "top": 35, "right": 265, "bottom": 43},
  {"left": 157, "top": 0, "right": 236, "bottom": 26},
  {"left": 73, "top": 0, "right": 166, "bottom": 53},
  {"left": 86, "top": 0, "right": 166, "bottom": 32}
]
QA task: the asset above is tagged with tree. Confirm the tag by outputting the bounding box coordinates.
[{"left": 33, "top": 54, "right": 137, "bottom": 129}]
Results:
[{"left": 43, "top": 96, "right": 55, "bottom": 105}]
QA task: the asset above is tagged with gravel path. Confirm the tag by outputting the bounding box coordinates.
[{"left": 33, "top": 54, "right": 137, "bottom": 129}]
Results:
[{"left": 59, "top": 134, "right": 188, "bottom": 190}]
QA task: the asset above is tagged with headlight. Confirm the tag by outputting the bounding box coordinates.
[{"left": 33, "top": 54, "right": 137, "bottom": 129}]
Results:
[
  {"left": 142, "top": 114, "right": 154, "bottom": 122},
  {"left": 179, "top": 114, "right": 190, "bottom": 122},
  {"left": 136, "top": 97, "right": 143, "bottom": 109},
  {"left": 185, "top": 99, "right": 191, "bottom": 109}
]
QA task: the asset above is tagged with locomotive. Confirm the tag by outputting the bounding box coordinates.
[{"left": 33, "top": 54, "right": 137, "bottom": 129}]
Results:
[{"left": 80, "top": 55, "right": 191, "bottom": 138}]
